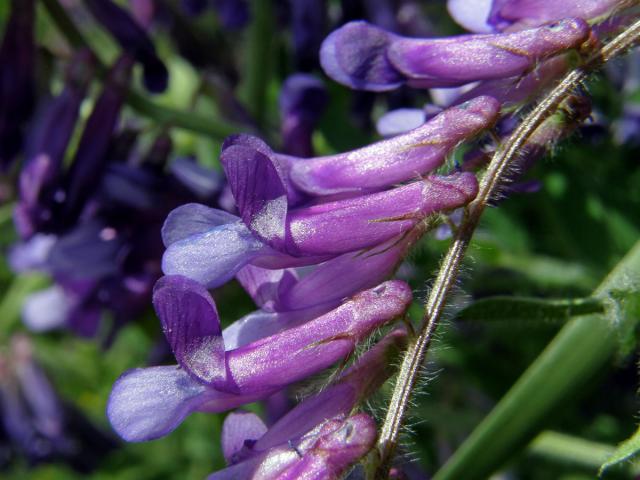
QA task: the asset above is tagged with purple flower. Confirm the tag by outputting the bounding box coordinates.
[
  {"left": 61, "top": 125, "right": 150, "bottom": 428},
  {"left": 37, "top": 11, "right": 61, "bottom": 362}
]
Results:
[
  {"left": 0, "top": 335, "right": 116, "bottom": 469},
  {"left": 83, "top": 0, "right": 169, "bottom": 92},
  {"left": 289, "top": 0, "right": 328, "bottom": 71},
  {"left": 15, "top": 49, "right": 96, "bottom": 239},
  {"left": 279, "top": 74, "right": 329, "bottom": 157},
  {"left": 212, "top": 0, "right": 250, "bottom": 30},
  {"left": 448, "top": 0, "right": 621, "bottom": 33},
  {"left": 320, "top": 19, "right": 590, "bottom": 91},
  {"left": 211, "top": 328, "right": 407, "bottom": 478},
  {"left": 0, "top": 0, "right": 36, "bottom": 168},
  {"left": 107, "top": 275, "right": 411, "bottom": 441}
]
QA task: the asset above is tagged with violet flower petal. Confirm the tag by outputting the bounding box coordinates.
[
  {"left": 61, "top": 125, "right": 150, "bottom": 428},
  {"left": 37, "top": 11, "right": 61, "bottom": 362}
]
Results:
[
  {"left": 221, "top": 411, "right": 268, "bottom": 465},
  {"left": 235, "top": 265, "right": 298, "bottom": 310},
  {"left": 320, "top": 20, "right": 405, "bottom": 91},
  {"left": 447, "top": 0, "right": 495, "bottom": 33},
  {"left": 221, "top": 144, "right": 290, "bottom": 251},
  {"left": 376, "top": 108, "right": 426, "bottom": 137},
  {"left": 285, "top": 173, "right": 478, "bottom": 256},
  {"left": 225, "top": 280, "right": 411, "bottom": 394},
  {"left": 107, "top": 366, "right": 209, "bottom": 442},
  {"left": 389, "top": 19, "right": 590, "bottom": 88},
  {"left": 161, "top": 219, "right": 265, "bottom": 288},
  {"left": 289, "top": 96, "right": 499, "bottom": 195},
  {"left": 153, "top": 275, "right": 226, "bottom": 386},
  {"left": 161, "top": 203, "right": 238, "bottom": 247}
]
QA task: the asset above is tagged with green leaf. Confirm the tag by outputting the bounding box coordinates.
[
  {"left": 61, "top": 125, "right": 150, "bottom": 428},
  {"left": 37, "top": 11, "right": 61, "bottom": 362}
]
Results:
[
  {"left": 600, "top": 426, "right": 640, "bottom": 476},
  {"left": 434, "top": 240, "right": 640, "bottom": 480},
  {"left": 456, "top": 296, "right": 605, "bottom": 325}
]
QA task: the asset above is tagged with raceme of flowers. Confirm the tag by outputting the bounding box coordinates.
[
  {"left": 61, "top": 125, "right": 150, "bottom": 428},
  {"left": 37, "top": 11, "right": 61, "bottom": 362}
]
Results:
[{"left": 3, "top": 0, "right": 631, "bottom": 478}]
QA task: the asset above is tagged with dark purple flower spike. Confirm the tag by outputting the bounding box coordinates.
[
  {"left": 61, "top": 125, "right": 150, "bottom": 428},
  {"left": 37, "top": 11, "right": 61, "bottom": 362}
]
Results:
[
  {"left": 61, "top": 55, "right": 134, "bottom": 224},
  {"left": 321, "top": 19, "right": 590, "bottom": 91},
  {"left": 107, "top": 279, "right": 411, "bottom": 441},
  {"left": 84, "top": 0, "right": 169, "bottom": 92},
  {"left": 15, "top": 49, "right": 96, "bottom": 239},
  {"left": 0, "top": 0, "right": 36, "bottom": 168}
]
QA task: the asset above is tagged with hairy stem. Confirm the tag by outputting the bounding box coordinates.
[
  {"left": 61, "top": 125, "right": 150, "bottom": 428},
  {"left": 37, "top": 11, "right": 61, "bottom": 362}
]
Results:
[
  {"left": 374, "top": 18, "right": 640, "bottom": 478},
  {"left": 41, "top": 0, "right": 242, "bottom": 139}
]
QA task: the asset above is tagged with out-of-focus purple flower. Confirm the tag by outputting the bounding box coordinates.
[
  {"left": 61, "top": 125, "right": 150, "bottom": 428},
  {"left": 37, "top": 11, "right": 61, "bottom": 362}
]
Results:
[
  {"left": 0, "top": 0, "right": 36, "bottom": 168},
  {"left": 83, "top": 0, "right": 169, "bottom": 92},
  {"left": 15, "top": 49, "right": 96, "bottom": 240},
  {"left": 279, "top": 74, "right": 329, "bottom": 157},
  {"left": 320, "top": 19, "right": 590, "bottom": 91},
  {"left": 181, "top": 0, "right": 208, "bottom": 16},
  {"left": 289, "top": 0, "right": 327, "bottom": 71},
  {"left": 448, "top": 0, "right": 622, "bottom": 33},
  {"left": 0, "top": 335, "right": 116, "bottom": 470},
  {"left": 211, "top": 328, "right": 407, "bottom": 478},
  {"left": 212, "top": 0, "right": 250, "bottom": 29},
  {"left": 61, "top": 55, "right": 134, "bottom": 225},
  {"left": 107, "top": 276, "right": 411, "bottom": 441}
]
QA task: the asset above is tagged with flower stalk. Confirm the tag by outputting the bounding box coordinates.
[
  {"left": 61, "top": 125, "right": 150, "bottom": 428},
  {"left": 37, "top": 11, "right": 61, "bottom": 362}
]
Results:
[{"left": 373, "top": 17, "right": 640, "bottom": 478}]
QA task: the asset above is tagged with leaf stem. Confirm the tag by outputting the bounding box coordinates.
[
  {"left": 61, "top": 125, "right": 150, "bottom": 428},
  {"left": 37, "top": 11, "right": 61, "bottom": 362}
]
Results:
[
  {"left": 41, "top": 0, "right": 242, "bottom": 139},
  {"left": 374, "top": 18, "right": 640, "bottom": 477}
]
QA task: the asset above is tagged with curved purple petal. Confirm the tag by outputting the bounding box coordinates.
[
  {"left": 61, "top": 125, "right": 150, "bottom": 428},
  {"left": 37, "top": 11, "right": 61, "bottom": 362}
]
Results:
[
  {"left": 161, "top": 220, "right": 265, "bottom": 288},
  {"left": 235, "top": 265, "right": 298, "bottom": 310},
  {"left": 162, "top": 203, "right": 238, "bottom": 247},
  {"left": 376, "top": 108, "right": 426, "bottom": 137},
  {"left": 107, "top": 366, "right": 209, "bottom": 442},
  {"left": 320, "top": 21, "right": 404, "bottom": 92},
  {"left": 221, "top": 411, "right": 267, "bottom": 465},
  {"left": 153, "top": 275, "right": 226, "bottom": 386},
  {"left": 447, "top": 0, "right": 495, "bottom": 33},
  {"left": 221, "top": 144, "right": 289, "bottom": 250}
]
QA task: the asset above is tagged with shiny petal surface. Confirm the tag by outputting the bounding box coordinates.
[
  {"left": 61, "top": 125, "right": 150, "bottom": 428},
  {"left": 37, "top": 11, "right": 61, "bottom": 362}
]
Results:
[{"left": 153, "top": 275, "right": 226, "bottom": 386}]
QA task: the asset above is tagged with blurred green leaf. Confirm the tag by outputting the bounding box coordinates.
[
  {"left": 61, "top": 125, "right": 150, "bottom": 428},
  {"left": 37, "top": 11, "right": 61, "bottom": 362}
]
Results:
[{"left": 600, "top": 426, "right": 640, "bottom": 476}]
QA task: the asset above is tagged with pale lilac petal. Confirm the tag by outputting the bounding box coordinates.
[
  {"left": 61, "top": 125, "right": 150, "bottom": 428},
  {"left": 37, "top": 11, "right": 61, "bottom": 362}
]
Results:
[
  {"left": 107, "top": 366, "right": 208, "bottom": 442},
  {"left": 447, "top": 0, "right": 495, "bottom": 33},
  {"left": 22, "top": 286, "right": 74, "bottom": 332},
  {"left": 162, "top": 203, "right": 238, "bottom": 247},
  {"left": 221, "top": 411, "right": 268, "bottom": 464},
  {"left": 153, "top": 275, "right": 225, "bottom": 386},
  {"left": 161, "top": 220, "right": 265, "bottom": 288},
  {"left": 376, "top": 108, "right": 426, "bottom": 137},
  {"left": 8, "top": 234, "right": 57, "bottom": 272}
]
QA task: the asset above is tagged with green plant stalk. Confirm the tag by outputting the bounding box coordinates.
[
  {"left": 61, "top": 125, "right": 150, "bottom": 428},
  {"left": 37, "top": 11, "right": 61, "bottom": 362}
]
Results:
[
  {"left": 239, "top": 0, "right": 274, "bottom": 129},
  {"left": 528, "top": 430, "right": 640, "bottom": 476},
  {"left": 41, "top": 0, "right": 241, "bottom": 139},
  {"left": 434, "top": 240, "right": 640, "bottom": 480},
  {"left": 374, "top": 18, "right": 640, "bottom": 478}
]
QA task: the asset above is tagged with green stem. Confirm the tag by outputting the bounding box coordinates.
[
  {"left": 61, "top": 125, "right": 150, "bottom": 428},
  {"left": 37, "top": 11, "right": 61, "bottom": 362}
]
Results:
[
  {"left": 375, "top": 18, "right": 640, "bottom": 478},
  {"left": 41, "top": 0, "right": 242, "bottom": 139},
  {"left": 528, "top": 430, "right": 640, "bottom": 476},
  {"left": 239, "top": 0, "right": 274, "bottom": 129}
]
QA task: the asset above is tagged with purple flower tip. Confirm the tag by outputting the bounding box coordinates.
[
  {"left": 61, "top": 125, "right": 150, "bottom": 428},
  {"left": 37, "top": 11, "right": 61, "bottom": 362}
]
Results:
[{"left": 320, "top": 21, "right": 405, "bottom": 92}]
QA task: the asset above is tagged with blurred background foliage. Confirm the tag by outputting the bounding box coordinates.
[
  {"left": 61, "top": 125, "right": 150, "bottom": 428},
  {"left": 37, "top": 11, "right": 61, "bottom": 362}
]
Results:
[{"left": 1, "top": 1, "right": 639, "bottom": 479}]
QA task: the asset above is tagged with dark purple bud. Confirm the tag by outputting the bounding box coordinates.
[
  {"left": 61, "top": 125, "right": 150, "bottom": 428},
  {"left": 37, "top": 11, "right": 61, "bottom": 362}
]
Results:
[
  {"left": 0, "top": 0, "right": 35, "bottom": 167},
  {"left": 61, "top": 55, "right": 134, "bottom": 223},
  {"left": 84, "top": 0, "right": 169, "bottom": 92},
  {"left": 321, "top": 19, "right": 590, "bottom": 91},
  {"left": 279, "top": 74, "right": 329, "bottom": 157},
  {"left": 16, "top": 49, "right": 96, "bottom": 238}
]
